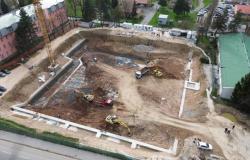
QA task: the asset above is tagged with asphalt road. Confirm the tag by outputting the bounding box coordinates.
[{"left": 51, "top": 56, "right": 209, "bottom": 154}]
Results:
[
  {"left": 140, "top": 3, "right": 159, "bottom": 25},
  {"left": 0, "top": 131, "right": 118, "bottom": 160}
]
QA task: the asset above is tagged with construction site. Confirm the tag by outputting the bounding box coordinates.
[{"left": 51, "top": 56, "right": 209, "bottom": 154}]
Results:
[
  {"left": 0, "top": 27, "right": 225, "bottom": 158},
  {"left": 1, "top": 0, "right": 250, "bottom": 159}
]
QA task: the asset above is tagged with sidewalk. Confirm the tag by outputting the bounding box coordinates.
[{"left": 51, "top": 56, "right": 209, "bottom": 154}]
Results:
[{"left": 140, "top": 2, "right": 159, "bottom": 25}]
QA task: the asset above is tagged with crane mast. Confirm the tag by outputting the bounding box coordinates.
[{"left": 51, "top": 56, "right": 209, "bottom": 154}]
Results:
[{"left": 33, "top": 0, "right": 55, "bottom": 66}]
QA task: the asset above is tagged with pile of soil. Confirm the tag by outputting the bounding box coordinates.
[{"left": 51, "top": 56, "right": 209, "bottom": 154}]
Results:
[{"left": 149, "top": 66, "right": 181, "bottom": 79}]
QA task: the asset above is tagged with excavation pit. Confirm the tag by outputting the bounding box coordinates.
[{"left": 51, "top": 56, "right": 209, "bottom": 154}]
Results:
[{"left": 19, "top": 30, "right": 207, "bottom": 150}]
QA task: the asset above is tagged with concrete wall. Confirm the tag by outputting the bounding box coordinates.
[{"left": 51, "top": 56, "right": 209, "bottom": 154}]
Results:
[
  {"left": 27, "top": 59, "right": 73, "bottom": 104},
  {"left": 27, "top": 39, "right": 85, "bottom": 104}
]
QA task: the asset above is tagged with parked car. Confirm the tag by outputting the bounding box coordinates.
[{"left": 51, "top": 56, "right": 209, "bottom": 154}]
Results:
[
  {"left": 0, "top": 72, "right": 6, "bottom": 77},
  {"left": 1, "top": 69, "right": 10, "bottom": 74},
  {"left": 0, "top": 86, "right": 7, "bottom": 92},
  {"left": 197, "top": 141, "right": 213, "bottom": 150}
]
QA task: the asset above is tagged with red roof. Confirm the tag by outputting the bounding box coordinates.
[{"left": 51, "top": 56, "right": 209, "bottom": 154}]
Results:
[{"left": 235, "top": 5, "right": 250, "bottom": 15}]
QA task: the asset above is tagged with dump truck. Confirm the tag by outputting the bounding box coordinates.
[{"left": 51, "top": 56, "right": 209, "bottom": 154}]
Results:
[{"left": 135, "top": 67, "right": 150, "bottom": 79}]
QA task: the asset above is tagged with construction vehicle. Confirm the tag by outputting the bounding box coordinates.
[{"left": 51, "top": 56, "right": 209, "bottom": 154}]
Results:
[
  {"left": 95, "top": 99, "right": 113, "bottom": 107},
  {"left": 105, "top": 115, "right": 131, "bottom": 134},
  {"left": 152, "top": 68, "right": 163, "bottom": 78},
  {"left": 33, "top": 0, "right": 55, "bottom": 68},
  {"left": 135, "top": 67, "right": 150, "bottom": 79},
  {"left": 75, "top": 89, "right": 113, "bottom": 107}
]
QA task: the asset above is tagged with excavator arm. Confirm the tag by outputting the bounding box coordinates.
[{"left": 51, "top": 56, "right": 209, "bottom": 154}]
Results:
[
  {"left": 115, "top": 119, "right": 131, "bottom": 134},
  {"left": 105, "top": 115, "right": 131, "bottom": 134}
]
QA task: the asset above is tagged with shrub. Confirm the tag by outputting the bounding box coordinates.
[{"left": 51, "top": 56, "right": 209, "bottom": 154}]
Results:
[{"left": 200, "top": 57, "right": 209, "bottom": 64}]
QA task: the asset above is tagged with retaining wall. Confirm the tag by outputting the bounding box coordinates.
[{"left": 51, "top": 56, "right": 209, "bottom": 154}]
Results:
[{"left": 27, "top": 40, "right": 85, "bottom": 104}]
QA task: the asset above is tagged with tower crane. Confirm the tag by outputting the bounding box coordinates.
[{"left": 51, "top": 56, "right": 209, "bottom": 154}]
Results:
[{"left": 33, "top": 0, "right": 55, "bottom": 67}]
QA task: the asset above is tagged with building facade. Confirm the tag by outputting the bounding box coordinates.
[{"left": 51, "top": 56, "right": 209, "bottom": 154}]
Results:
[{"left": 0, "top": 0, "right": 68, "bottom": 61}]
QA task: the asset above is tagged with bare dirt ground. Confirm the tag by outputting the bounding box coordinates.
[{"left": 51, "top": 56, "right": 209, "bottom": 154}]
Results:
[
  {"left": 28, "top": 50, "right": 194, "bottom": 149},
  {"left": 182, "top": 57, "right": 209, "bottom": 122},
  {"left": 21, "top": 30, "right": 216, "bottom": 153}
]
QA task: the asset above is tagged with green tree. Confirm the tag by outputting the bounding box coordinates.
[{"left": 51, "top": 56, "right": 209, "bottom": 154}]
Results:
[
  {"left": 111, "top": 0, "right": 118, "bottom": 9},
  {"left": 173, "top": 0, "right": 190, "bottom": 15},
  {"left": 1, "top": 0, "right": 9, "bottom": 14},
  {"left": 15, "top": 8, "right": 38, "bottom": 53},
  {"left": 81, "top": 0, "right": 96, "bottom": 22},
  {"left": 232, "top": 73, "right": 250, "bottom": 113},
  {"left": 212, "top": 8, "right": 227, "bottom": 34},
  {"left": 158, "top": 0, "right": 167, "bottom": 6},
  {"left": 131, "top": 0, "right": 137, "bottom": 17},
  {"left": 96, "top": 0, "right": 111, "bottom": 23},
  {"left": 228, "top": 12, "right": 242, "bottom": 32},
  {"left": 112, "top": 5, "right": 124, "bottom": 24},
  {"left": 18, "top": 0, "right": 32, "bottom": 7},
  {"left": 246, "top": 23, "right": 250, "bottom": 35}
]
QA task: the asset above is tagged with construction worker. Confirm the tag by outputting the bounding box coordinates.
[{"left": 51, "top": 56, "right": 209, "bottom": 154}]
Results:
[
  {"left": 224, "top": 128, "right": 228, "bottom": 133},
  {"left": 232, "top": 125, "right": 235, "bottom": 130}
]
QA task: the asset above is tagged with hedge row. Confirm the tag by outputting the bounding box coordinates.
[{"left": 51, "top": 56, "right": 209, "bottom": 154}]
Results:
[{"left": 0, "top": 117, "right": 133, "bottom": 160}]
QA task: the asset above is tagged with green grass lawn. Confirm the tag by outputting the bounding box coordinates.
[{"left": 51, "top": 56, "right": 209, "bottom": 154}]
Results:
[
  {"left": 192, "top": 0, "right": 199, "bottom": 9},
  {"left": 203, "top": 0, "right": 213, "bottom": 7},
  {"left": 149, "top": 6, "right": 197, "bottom": 29},
  {"left": 65, "top": 0, "right": 83, "bottom": 17},
  {"left": 197, "top": 36, "right": 217, "bottom": 64},
  {"left": 222, "top": 113, "right": 238, "bottom": 122},
  {"left": 125, "top": 16, "right": 144, "bottom": 24}
]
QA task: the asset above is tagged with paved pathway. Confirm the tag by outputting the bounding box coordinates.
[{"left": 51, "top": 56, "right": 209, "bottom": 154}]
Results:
[{"left": 140, "top": 2, "right": 159, "bottom": 25}]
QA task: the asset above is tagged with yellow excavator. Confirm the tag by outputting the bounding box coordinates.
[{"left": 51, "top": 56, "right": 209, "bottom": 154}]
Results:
[
  {"left": 75, "top": 89, "right": 95, "bottom": 102},
  {"left": 33, "top": 0, "right": 55, "bottom": 67},
  {"left": 105, "top": 115, "right": 131, "bottom": 134}
]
